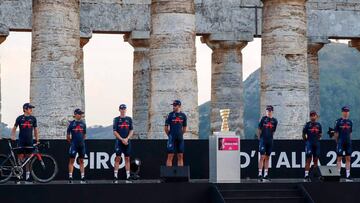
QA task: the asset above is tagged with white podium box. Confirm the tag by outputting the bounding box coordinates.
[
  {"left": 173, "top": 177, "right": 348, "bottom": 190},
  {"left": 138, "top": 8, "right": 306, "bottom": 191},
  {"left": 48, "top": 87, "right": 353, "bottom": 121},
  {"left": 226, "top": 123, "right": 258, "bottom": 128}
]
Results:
[{"left": 209, "top": 131, "right": 240, "bottom": 183}]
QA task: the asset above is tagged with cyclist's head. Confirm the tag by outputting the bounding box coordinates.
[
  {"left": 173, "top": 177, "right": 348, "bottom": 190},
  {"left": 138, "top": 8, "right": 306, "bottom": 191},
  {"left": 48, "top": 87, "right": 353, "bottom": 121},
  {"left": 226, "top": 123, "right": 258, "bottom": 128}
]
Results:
[
  {"left": 73, "top": 109, "right": 84, "bottom": 120},
  {"left": 23, "top": 103, "right": 35, "bottom": 115},
  {"left": 265, "top": 105, "right": 274, "bottom": 117},
  {"left": 119, "top": 104, "right": 127, "bottom": 116},
  {"left": 171, "top": 100, "right": 181, "bottom": 112},
  {"left": 341, "top": 106, "right": 350, "bottom": 118},
  {"left": 310, "top": 111, "right": 317, "bottom": 122}
]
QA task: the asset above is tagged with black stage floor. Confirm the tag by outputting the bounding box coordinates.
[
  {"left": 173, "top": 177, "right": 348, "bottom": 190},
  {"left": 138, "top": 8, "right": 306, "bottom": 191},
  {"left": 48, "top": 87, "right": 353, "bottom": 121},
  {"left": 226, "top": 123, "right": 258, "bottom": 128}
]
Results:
[{"left": 0, "top": 179, "right": 359, "bottom": 203}]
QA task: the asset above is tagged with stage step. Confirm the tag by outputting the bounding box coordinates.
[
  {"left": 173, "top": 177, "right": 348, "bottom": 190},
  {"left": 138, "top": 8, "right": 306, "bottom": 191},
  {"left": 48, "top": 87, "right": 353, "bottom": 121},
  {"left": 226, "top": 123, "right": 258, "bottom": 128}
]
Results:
[{"left": 216, "top": 183, "right": 307, "bottom": 203}]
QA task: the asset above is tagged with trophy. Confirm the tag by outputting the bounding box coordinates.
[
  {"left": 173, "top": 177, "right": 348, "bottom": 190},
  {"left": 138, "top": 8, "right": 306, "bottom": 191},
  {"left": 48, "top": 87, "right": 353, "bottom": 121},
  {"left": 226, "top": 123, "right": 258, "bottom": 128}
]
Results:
[{"left": 220, "top": 109, "right": 230, "bottom": 132}]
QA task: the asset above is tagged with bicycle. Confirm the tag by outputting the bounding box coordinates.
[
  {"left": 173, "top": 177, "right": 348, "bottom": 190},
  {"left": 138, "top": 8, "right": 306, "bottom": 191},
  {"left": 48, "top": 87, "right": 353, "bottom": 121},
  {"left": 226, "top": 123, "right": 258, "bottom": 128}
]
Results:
[{"left": 0, "top": 138, "right": 58, "bottom": 183}]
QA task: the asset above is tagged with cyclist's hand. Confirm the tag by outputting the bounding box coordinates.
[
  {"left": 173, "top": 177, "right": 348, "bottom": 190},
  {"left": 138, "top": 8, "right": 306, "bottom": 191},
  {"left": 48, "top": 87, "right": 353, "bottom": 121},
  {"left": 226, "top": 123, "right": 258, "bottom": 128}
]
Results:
[
  {"left": 11, "top": 136, "right": 16, "bottom": 141},
  {"left": 36, "top": 140, "right": 40, "bottom": 145},
  {"left": 66, "top": 136, "right": 71, "bottom": 143}
]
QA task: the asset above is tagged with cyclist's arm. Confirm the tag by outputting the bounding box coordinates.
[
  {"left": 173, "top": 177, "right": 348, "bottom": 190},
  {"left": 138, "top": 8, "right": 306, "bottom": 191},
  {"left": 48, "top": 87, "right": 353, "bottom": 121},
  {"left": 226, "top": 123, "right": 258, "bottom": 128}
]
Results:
[
  {"left": 11, "top": 126, "right": 17, "bottom": 140},
  {"left": 257, "top": 129, "right": 261, "bottom": 140},
  {"left": 66, "top": 133, "right": 71, "bottom": 143},
  {"left": 11, "top": 117, "right": 20, "bottom": 140},
  {"left": 182, "top": 115, "right": 187, "bottom": 134},
  {"left": 113, "top": 131, "right": 123, "bottom": 141},
  {"left": 34, "top": 127, "right": 39, "bottom": 143},
  {"left": 127, "top": 130, "right": 133, "bottom": 140},
  {"left": 126, "top": 118, "right": 134, "bottom": 140}
]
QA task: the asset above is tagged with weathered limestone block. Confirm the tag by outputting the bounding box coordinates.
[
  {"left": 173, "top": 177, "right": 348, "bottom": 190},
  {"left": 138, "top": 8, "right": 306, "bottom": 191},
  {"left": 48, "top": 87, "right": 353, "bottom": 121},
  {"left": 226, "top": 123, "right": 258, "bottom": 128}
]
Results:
[
  {"left": 148, "top": 0, "right": 198, "bottom": 139},
  {"left": 124, "top": 31, "right": 150, "bottom": 139},
  {"left": 30, "top": 0, "right": 82, "bottom": 139},
  {"left": 260, "top": 0, "right": 309, "bottom": 139},
  {"left": 201, "top": 35, "right": 248, "bottom": 138}
]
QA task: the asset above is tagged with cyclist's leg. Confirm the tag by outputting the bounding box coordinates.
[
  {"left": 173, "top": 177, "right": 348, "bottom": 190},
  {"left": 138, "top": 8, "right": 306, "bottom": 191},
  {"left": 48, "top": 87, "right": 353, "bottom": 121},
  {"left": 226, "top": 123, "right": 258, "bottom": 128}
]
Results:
[
  {"left": 114, "top": 140, "right": 123, "bottom": 174},
  {"left": 166, "top": 134, "right": 175, "bottom": 166},
  {"left": 78, "top": 144, "right": 86, "bottom": 178},
  {"left": 177, "top": 137, "right": 185, "bottom": 166},
  {"left": 17, "top": 140, "right": 25, "bottom": 164},
  {"left": 124, "top": 142, "right": 131, "bottom": 178},
  {"left": 68, "top": 143, "right": 77, "bottom": 178}
]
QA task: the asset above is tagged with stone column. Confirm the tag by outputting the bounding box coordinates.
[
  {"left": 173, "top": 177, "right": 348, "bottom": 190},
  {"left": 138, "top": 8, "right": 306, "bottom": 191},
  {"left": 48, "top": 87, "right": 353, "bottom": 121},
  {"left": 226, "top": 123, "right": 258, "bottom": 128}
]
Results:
[
  {"left": 260, "top": 0, "right": 308, "bottom": 139},
  {"left": 30, "top": 0, "right": 82, "bottom": 139},
  {"left": 0, "top": 25, "right": 9, "bottom": 138},
  {"left": 79, "top": 28, "right": 92, "bottom": 112},
  {"left": 148, "top": 0, "right": 198, "bottom": 139},
  {"left": 201, "top": 34, "right": 250, "bottom": 138},
  {"left": 124, "top": 31, "right": 150, "bottom": 139},
  {"left": 307, "top": 37, "right": 329, "bottom": 114},
  {"left": 349, "top": 39, "right": 360, "bottom": 52}
]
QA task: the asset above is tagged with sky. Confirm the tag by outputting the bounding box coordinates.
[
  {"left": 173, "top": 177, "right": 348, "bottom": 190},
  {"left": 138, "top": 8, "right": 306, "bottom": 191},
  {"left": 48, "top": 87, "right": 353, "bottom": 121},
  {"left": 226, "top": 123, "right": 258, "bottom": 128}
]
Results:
[{"left": 0, "top": 32, "right": 261, "bottom": 127}]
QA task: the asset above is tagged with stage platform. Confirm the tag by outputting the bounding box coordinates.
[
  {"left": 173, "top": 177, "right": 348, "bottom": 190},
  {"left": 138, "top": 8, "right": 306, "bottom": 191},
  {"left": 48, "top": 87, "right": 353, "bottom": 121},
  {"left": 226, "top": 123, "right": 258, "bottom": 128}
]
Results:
[{"left": 1, "top": 179, "right": 359, "bottom": 203}]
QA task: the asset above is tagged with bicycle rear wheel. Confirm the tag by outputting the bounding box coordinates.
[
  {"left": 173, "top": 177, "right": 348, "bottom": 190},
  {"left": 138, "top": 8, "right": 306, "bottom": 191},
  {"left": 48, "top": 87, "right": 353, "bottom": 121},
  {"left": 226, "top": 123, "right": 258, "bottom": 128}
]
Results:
[
  {"left": 0, "top": 154, "right": 14, "bottom": 184},
  {"left": 30, "top": 154, "right": 58, "bottom": 183}
]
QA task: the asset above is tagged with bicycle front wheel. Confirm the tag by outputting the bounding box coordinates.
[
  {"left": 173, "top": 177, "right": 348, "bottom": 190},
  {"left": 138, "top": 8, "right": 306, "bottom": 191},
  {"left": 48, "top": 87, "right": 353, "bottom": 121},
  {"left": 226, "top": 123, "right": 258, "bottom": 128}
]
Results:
[
  {"left": 0, "top": 154, "right": 14, "bottom": 184},
  {"left": 30, "top": 154, "right": 58, "bottom": 183}
]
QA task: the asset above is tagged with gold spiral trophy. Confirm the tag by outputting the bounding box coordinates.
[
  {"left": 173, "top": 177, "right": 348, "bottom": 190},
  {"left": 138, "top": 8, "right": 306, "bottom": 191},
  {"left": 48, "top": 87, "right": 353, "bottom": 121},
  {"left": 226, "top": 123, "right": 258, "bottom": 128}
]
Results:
[{"left": 220, "top": 109, "right": 230, "bottom": 132}]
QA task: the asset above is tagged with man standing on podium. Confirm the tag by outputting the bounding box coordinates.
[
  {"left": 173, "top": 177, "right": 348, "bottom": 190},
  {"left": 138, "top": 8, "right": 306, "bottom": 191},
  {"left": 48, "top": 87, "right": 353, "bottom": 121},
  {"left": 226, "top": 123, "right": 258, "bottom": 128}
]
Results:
[
  {"left": 164, "top": 100, "right": 187, "bottom": 166},
  {"left": 334, "top": 106, "right": 353, "bottom": 181},
  {"left": 302, "top": 111, "right": 322, "bottom": 181},
  {"left": 257, "top": 105, "right": 278, "bottom": 182}
]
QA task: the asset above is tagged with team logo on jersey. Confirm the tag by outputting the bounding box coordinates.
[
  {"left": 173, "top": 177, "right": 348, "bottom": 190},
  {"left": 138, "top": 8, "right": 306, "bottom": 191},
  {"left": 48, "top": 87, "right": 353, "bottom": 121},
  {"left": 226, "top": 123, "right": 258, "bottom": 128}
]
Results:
[
  {"left": 264, "top": 121, "right": 274, "bottom": 129},
  {"left": 172, "top": 117, "right": 183, "bottom": 124},
  {"left": 73, "top": 125, "right": 84, "bottom": 133},
  {"left": 21, "top": 120, "right": 32, "bottom": 129},
  {"left": 340, "top": 122, "right": 351, "bottom": 130},
  {"left": 119, "top": 121, "right": 129, "bottom": 129},
  {"left": 310, "top": 126, "right": 320, "bottom": 134}
]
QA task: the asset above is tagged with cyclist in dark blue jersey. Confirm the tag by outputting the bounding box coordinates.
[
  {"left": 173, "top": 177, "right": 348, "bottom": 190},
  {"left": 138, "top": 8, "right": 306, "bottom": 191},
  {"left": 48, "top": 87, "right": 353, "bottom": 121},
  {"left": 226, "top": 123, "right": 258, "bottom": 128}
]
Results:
[
  {"left": 302, "top": 111, "right": 322, "bottom": 181},
  {"left": 66, "top": 108, "right": 87, "bottom": 183},
  {"left": 11, "top": 103, "right": 39, "bottom": 181},
  {"left": 113, "top": 104, "right": 133, "bottom": 182},
  {"left": 165, "top": 100, "right": 187, "bottom": 167},
  {"left": 257, "top": 105, "right": 278, "bottom": 182},
  {"left": 334, "top": 106, "right": 353, "bottom": 181}
]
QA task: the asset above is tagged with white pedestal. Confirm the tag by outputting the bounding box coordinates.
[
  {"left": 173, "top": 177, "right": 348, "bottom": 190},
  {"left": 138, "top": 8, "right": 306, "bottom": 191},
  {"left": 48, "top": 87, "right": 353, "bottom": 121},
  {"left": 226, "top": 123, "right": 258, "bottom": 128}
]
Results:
[{"left": 209, "top": 131, "right": 240, "bottom": 183}]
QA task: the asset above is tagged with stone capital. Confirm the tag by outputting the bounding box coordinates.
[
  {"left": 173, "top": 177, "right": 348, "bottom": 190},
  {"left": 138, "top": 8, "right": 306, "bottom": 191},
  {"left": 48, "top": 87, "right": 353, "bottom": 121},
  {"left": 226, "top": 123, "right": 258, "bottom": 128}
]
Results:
[
  {"left": 200, "top": 35, "right": 248, "bottom": 51},
  {"left": 0, "top": 24, "right": 9, "bottom": 45},
  {"left": 308, "top": 43, "right": 325, "bottom": 55},
  {"left": 349, "top": 39, "right": 360, "bottom": 52},
  {"left": 124, "top": 31, "right": 150, "bottom": 48},
  {"left": 307, "top": 37, "right": 329, "bottom": 55},
  {"left": 80, "top": 27, "right": 92, "bottom": 48}
]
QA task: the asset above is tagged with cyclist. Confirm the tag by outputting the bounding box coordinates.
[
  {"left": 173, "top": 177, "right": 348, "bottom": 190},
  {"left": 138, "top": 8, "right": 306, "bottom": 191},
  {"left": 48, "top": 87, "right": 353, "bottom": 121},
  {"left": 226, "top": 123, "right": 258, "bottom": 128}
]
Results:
[
  {"left": 67, "top": 109, "right": 87, "bottom": 183},
  {"left": 11, "top": 103, "right": 39, "bottom": 182}
]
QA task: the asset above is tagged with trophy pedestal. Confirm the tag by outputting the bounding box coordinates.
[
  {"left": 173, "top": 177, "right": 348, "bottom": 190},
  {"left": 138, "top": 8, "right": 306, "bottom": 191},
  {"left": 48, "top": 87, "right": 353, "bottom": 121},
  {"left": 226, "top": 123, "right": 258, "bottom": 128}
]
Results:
[{"left": 209, "top": 131, "right": 240, "bottom": 183}]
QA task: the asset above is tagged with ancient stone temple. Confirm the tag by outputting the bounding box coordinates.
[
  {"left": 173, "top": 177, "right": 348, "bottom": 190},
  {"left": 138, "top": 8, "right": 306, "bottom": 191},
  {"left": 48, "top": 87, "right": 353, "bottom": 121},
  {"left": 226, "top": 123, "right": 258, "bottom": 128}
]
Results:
[{"left": 1, "top": 0, "right": 360, "bottom": 139}]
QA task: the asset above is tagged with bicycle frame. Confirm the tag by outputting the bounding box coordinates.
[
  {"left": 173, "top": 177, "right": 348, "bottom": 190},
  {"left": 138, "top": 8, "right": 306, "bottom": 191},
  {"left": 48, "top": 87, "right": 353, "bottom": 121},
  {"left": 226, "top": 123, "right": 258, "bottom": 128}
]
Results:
[{"left": 5, "top": 140, "right": 43, "bottom": 169}]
